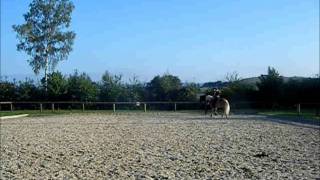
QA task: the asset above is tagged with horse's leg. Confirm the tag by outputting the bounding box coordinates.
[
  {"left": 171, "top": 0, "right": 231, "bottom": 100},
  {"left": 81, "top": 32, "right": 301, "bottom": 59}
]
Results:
[
  {"left": 205, "top": 104, "right": 207, "bottom": 115},
  {"left": 214, "top": 105, "right": 218, "bottom": 115},
  {"left": 224, "top": 106, "right": 228, "bottom": 119}
]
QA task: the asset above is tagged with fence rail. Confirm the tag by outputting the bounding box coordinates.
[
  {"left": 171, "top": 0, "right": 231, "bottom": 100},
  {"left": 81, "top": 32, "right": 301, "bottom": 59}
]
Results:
[
  {"left": 0, "top": 101, "right": 319, "bottom": 115},
  {"left": 0, "top": 101, "right": 200, "bottom": 112}
]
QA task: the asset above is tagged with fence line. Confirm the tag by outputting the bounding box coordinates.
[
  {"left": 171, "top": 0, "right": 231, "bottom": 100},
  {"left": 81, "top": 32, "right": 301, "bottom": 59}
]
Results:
[
  {"left": 0, "top": 101, "right": 199, "bottom": 104},
  {"left": 1, "top": 101, "right": 319, "bottom": 115},
  {"left": 0, "top": 101, "right": 200, "bottom": 112}
]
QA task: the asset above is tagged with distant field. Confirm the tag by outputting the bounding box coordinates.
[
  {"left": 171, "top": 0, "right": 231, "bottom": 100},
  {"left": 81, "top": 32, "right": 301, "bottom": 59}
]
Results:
[{"left": 259, "top": 110, "right": 320, "bottom": 121}]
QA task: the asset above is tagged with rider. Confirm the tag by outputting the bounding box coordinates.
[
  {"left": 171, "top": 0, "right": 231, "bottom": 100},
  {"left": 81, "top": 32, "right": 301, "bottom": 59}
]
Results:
[
  {"left": 213, "top": 88, "right": 221, "bottom": 99},
  {"left": 212, "top": 88, "right": 221, "bottom": 114}
]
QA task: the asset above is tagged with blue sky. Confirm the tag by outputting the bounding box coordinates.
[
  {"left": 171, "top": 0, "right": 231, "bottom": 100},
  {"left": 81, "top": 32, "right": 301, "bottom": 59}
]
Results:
[{"left": 1, "top": 0, "right": 319, "bottom": 82}]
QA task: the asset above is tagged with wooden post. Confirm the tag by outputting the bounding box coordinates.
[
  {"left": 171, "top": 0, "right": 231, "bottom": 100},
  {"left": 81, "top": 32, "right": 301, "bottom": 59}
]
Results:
[
  {"left": 297, "top": 104, "right": 301, "bottom": 115},
  {"left": 113, "top": 104, "right": 116, "bottom": 113},
  {"left": 82, "top": 103, "right": 85, "bottom": 112},
  {"left": 40, "top": 103, "right": 43, "bottom": 113},
  {"left": 10, "top": 103, "right": 13, "bottom": 112},
  {"left": 174, "top": 103, "right": 177, "bottom": 112},
  {"left": 144, "top": 103, "right": 147, "bottom": 112},
  {"left": 52, "top": 103, "right": 55, "bottom": 112}
]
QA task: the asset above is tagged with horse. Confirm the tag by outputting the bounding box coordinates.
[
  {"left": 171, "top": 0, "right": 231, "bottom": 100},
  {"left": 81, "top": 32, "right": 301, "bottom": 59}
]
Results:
[
  {"left": 199, "top": 94, "right": 213, "bottom": 115},
  {"left": 206, "top": 95, "right": 230, "bottom": 118}
]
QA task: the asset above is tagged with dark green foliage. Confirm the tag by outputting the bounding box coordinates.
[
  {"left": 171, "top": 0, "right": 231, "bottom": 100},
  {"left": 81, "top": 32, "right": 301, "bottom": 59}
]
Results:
[
  {"left": 146, "top": 74, "right": 182, "bottom": 101},
  {"left": 67, "top": 71, "right": 98, "bottom": 101},
  {"left": 42, "top": 71, "right": 68, "bottom": 100},
  {"left": 99, "top": 71, "right": 126, "bottom": 101},
  {"left": 256, "top": 67, "right": 284, "bottom": 105},
  {"left": 0, "top": 80, "right": 17, "bottom": 101},
  {"left": 177, "top": 83, "right": 200, "bottom": 101},
  {"left": 0, "top": 67, "right": 319, "bottom": 105},
  {"left": 125, "top": 76, "right": 145, "bottom": 102},
  {"left": 222, "top": 82, "right": 256, "bottom": 102},
  {"left": 282, "top": 78, "right": 320, "bottom": 103},
  {"left": 16, "top": 79, "right": 41, "bottom": 101}
]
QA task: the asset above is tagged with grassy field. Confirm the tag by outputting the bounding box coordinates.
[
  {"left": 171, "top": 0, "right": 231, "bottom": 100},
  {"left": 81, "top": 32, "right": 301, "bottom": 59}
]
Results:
[{"left": 259, "top": 110, "right": 320, "bottom": 121}]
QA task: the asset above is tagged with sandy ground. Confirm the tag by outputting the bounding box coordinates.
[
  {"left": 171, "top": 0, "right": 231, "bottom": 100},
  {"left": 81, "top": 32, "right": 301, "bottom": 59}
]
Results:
[{"left": 1, "top": 112, "right": 319, "bottom": 179}]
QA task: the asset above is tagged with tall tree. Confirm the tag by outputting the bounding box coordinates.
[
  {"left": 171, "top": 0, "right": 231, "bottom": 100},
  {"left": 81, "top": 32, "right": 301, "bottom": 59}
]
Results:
[
  {"left": 99, "top": 71, "right": 125, "bottom": 101},
  {"left": 257, "top": 67, "right": 283, "bottom": 106},
  {"left": 147, "top": 74, "right": 182, "bottom": 101},
  {"left": 13, "top": 0, "right": 76, "bottom": 91},
  {"left": 126, "top": 75, "right": 145, "bottom": 102},
  {"left": 42, "top": 71, "right": 68, "bottom": 100},
  {"left": 67, "top": 71, "right": 98, "bottom": 101},
  {"left": 177, "top": 83, "right": 200, "bottom": 101}
]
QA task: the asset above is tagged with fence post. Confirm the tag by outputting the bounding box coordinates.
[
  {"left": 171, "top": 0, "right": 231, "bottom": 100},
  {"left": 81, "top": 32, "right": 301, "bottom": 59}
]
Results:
[
  {"left": 113, "top": 103, "right": 116, "bottom": 113},
  {"left": 174, "top": 103, "right": 177, "bottom": 112},
  {"left": 52, "top": 103, "right": 55, "bottom": 112},
  {"left": 297, "top": 104, "right": 301, "bottom": 115},
  {"left": 144, "top": 103, "right": 147, "bottom": 112},
  {"left": 40, "top": 103, "right": 43, "bottom": 113},
  {"left": 82, "top": 103, "right": 85, "bottom": 112},
  {"left": 10, "top": 103, "right": 13, "bottom": 112}
]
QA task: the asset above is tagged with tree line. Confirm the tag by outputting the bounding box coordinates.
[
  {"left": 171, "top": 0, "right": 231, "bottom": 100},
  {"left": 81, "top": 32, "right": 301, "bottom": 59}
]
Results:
[
  {"left": 222, "top": 67, "right": 320, "bottom": 108},
  {"left": 0, "top": 71, "right": 200, "bottom": 102},
  {"left": 1, "top": 67, "right": 319, "bottom": 106}
]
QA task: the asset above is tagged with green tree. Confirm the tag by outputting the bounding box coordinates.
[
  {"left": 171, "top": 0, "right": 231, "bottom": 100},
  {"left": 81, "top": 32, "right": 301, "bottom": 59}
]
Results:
[
  {"left": 42, "top": 71, "right": 68, "bottom": 100},
  {"left": 0, "top": 80, "right": 17, "bottom": 101},
  {"left": 222, "top": 71, "right": 257, "bottom": 102},
  {"left": 67, "top": 71, "right": 98, "bottom": 101},
  {"left": 225, "top": 71, "right": 241, "bottom": 83},
  {"left": 147, "top": 74, "right": 182, "bottom": 101},
  {"left": 177, "top": 83, "right": 200, "bottom": 101},
  {"left": 13, "top": 0, "right": 76, "bottom": 91},
  {"left": 257, "top": 67, "right": 283, "bottom": 106},
  {"left": 99, "top": 71, "right": 125, "bottom": 101},
  {"left": 16, "top": 79, "right": 41, "bottom": 101},
  {"left": 125, "top": 75, "right": 145, "bottom": 102}
]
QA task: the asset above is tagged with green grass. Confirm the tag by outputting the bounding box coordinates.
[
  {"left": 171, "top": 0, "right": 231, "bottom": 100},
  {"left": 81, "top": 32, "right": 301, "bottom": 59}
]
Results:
[{"left": 259, "top": 110, "right": 320, "bottom": 121}]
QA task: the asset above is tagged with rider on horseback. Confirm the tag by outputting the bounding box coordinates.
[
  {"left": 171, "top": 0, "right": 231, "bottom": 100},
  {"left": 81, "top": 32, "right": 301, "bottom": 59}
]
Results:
[{"left": 211, "top": 88, "right": 221, "bottom": 115}]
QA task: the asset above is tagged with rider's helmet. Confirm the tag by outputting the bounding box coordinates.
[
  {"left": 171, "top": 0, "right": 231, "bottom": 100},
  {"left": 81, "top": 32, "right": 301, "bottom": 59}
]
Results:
[{"left": 213, "top": 88, "right": 221, "bottom": 97}]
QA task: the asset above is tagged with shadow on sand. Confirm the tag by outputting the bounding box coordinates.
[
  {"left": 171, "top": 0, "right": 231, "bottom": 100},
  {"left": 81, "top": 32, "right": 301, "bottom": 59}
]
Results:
[{"left": 184, "top": 113, "right": 320, "bottom": 130}]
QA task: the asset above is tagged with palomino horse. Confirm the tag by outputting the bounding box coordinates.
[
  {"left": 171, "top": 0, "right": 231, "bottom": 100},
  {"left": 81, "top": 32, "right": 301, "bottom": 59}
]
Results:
[
  {"left": 206, "top": 95, "right": 230, "bottom": 118},
  {"left": 200, "top": 95, "right": 213, "bottom": 115}
]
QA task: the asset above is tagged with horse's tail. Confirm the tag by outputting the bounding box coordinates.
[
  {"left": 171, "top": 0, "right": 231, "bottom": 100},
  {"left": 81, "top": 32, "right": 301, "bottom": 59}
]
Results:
[{"left": 223, "top": 99, "right": 230, "bottom": 118}]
